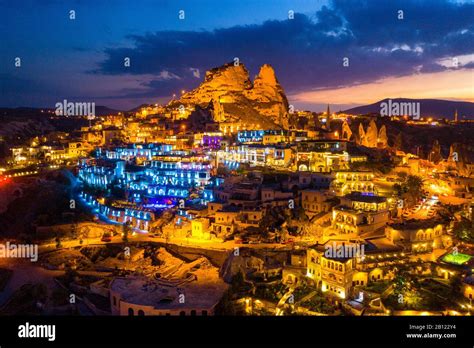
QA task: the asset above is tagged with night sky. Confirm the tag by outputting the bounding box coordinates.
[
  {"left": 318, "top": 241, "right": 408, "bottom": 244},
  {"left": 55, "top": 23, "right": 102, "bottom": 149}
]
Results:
[{"left": 1, "top": 0, "right": 473, "bottom": 111}]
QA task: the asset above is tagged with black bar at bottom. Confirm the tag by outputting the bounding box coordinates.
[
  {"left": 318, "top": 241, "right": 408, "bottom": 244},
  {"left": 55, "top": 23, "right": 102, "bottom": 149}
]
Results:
[{"left": 0, "top": 316, "right": 472, "bottom": 346}]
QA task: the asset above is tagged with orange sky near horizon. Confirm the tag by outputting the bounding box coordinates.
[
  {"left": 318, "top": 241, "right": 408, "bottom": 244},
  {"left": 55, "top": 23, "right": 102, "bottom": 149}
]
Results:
[{"left": 290, "top": 68, "right": 474, "bottom": 106}]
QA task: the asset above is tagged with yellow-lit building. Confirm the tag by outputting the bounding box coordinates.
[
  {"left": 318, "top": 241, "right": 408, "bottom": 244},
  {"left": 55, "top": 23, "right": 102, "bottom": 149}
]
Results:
[
  {"left": 68, "top": 141, "right": 92, "bottom": 158},
  {"left": 296, "top": 151, "right": 350, "bottom": 173},
  {"left": 330, "top": 193, "right": 389, "bottom": 237},
  {"left": 385, "top": 220, "right": 448, "bottom": 252},
  {"left": 211, "top": 207, "right": 240, "bottom": 236},
  {"left": 306, "top": 244, "right": 357, "bottom": 299},
  {"left": 462, "top": 277, "right": 474, "bottom": 302},
  {"left": 262, "top": 133, "right": 290, "bottom": 145},
  {"left": 217, "top": 144, "right": 292, "bottom": 168},
  {"left": 191, "top": 218, "right": 211, "bottom": 240},
  {"left": 295, "top": 140, "right": 366, "bottom": 173},
  {"left": 331, "top": 170, "right": 376, "bottom": 196},
  {"left": 301, "top": 190, "right": 335, "bottom": 217}
]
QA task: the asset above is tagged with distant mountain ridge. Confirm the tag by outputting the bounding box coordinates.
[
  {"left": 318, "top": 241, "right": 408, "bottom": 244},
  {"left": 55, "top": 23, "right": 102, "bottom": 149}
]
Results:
[
  {"left": 0, "top": 105, "right": 123, "bottom": 117},
  {"left": 342, "top": 98, "right": 474, "bottom": 119}
]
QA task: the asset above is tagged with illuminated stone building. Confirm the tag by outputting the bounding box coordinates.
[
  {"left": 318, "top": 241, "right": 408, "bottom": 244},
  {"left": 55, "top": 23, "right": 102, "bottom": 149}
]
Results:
[
  {"left": 101, "top": 127, "right": 122, "bottom": 146},
  {"left": 237, "top": 130, "right": 265, "bottom": 143},
  {"left": 67, "top": 141, "right": 93, "bottom": 158},
  {"left": 331, "top": 170, "right": 376, "bottom": 196},
  {"left": 191, "top": 218, "right": 211, "bottom": 239},
  {"left": 210, "top": 206, "right": 263, "bottom": 237},
  {"left": 462, "top": 276, "right": 474, "bottom": 302},
  {"left": 330, "top": 193, "right": 389, "bottom": 237},
  {"left": 79, "top": 193, "right": 155, "bottom": 231},
  {"left": 261, "top": 186, "right": 294, "bottom": 208},
  {"left": 223, "top": 144, "right": 292, "bottom": 168},
  {"left": 297, "top": 172, "right": 333, "bottom": 190},
  {"left": 306, "top": 242, "right": 358, "bottom": 299},
  {"left": 301, "top": 190, "right": 336, "bottom": 217},
  {"left": 10, "top": 142, "right": 84, "bottom": 165},
  {"left": 304, "top": 239, "right": 404, "bottom": 299},
  {"left": 385, "top": 220, "right": 448, "bottom": 253},
  {"left": 193, "top": 132, "right": 223, "bottom": 149},
  {"left": 295, "top": 140, "right": 351, "bottom": 173},
  {"left": 237, "top": 129, "right": 314, "bottom": 145},
  {"left": 77, "top": 144, "right": 213, "bottom": 232}
]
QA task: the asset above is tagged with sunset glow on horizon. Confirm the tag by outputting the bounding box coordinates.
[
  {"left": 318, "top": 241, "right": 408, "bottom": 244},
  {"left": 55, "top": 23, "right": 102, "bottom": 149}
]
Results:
[{"left": 290, "top": 68, "right": 474, "bottom": 108}]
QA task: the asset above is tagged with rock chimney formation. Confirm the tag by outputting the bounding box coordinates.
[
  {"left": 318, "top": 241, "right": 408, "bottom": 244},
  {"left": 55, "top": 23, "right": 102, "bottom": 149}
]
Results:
[
  {"left": 245, "top": 64, "right": 289, "bottom": 128},
  {"left": 168, "top": 62, "right": 289, "bottom": 129}
]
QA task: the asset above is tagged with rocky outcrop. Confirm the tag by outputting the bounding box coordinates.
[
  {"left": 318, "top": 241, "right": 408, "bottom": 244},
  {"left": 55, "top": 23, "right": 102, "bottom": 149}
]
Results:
[
  {"left": 212, "top": 98, "right": 225, "bottom": 122},
  {"left": 177, "top": 63, "right": 252, "bottom": 105},
  {"left": 358, "top": 123, "right": 368, "bottom": 147},
  {"left": 448, "top": 143, "right": 472, "bottom": 176},
  {"left": 244, "top": 64, "right": 289, "bottom": 128},
  {"left": 366, "top": 120, "right": 378, "bottom": 148},
  {"left": 168, "top": 62, "right": 289, "bottom": 128},
  {"left": 356, "top": 120, "right": 382, "bottom": 148},
  {"left": 341, "top": 120, "right": 352, "bottom": 141},
  {"left": 378, "top": 125, "right": 388, "bottom": 148},
  {"left": 430, "top": 140, "right": 443, "bottom": 163}
]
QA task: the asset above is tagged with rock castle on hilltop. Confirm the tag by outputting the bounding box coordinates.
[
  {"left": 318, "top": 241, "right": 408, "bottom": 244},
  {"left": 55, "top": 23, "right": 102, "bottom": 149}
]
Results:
[{"left": 167, "top": 62, "right": 289, "bottom": 129}]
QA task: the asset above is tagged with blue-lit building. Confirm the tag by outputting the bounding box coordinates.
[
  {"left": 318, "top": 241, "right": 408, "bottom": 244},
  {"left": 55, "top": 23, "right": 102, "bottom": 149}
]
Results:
[
  {"left": 79, "top": 192, "right": 155, "bottom": 231},
  {"left": 237, "top": 130, "right": 265, "bottom": 143},
  {"left": 105, "top": 143, "right": 174, "bottom": 161},
  {"left": 76, "top": 145, "right": 215, "bottom": 231},
  {"left": 237, "top": 130, "right": 290, "bottom": 144}
]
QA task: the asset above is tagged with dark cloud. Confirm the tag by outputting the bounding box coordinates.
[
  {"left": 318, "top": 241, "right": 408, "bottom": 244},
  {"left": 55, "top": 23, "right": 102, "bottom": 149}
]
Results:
[{"left": 93, "top": 0, "right": 474, "bottom": 100}]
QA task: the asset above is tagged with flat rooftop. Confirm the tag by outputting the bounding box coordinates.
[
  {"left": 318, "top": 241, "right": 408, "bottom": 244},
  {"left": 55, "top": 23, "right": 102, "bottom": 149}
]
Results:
[
  {"left": 365, "top": 237, "right": 403, "bottom": 253},
  {"left": 344, "top": 192, "right": 386, "bottom": 204}
]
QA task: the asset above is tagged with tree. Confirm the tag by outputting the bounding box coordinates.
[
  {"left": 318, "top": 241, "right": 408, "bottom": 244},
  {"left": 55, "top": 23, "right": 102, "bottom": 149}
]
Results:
[
  {"left": 394, "top": 174, "right": 423, "bottom": 206},
  {"left": 449, "top": 274, "right": 463, "bottom": 296},
  {"left": 55, "top": 236, "right": 62, "bottom": 249},
  {"left": 259, "top": 210, "right": 279, "bottom": 233},
  {"left": 405, "top": 175, "right": 424, "bottom": 204},
  {"left": 453, "top": 219, "right": 474, "bottom": 243},
  {"left": 214, "top": 289, "right": 236, "bottom": 315},
  {"left": 64, "top": 268, "right": 79, "bottom": 284},
  {"left": 122, "top": 221, "right": 132, "bottom": 243},
  {"left": 397, "top": 172, "right": 408, "bottom": 182},
  {"left": 288, "top": 113, "right": 299, "bottom": 129},
  {"left": 70, "top": 222, "right": 78, "bottom": 239},
  {"left": 311, "top": 113, "right": 321, "bottom": 129},
  {"left": 297, "top": 117, "right": 308, "bottom": 130},
  {"left": 51, "top": 288, "right": 69, "bottom": 306}
]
